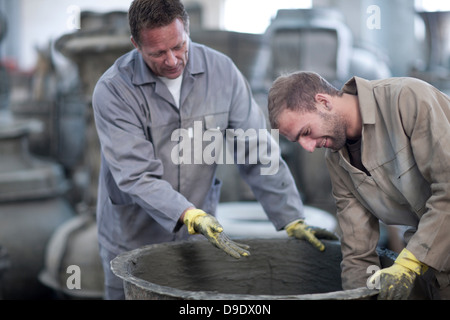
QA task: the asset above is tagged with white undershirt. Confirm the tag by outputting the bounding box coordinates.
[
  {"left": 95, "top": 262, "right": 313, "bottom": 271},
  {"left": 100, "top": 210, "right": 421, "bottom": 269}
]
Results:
[{"left": 159, "top": 73, "right": 184, "bottom": 108}]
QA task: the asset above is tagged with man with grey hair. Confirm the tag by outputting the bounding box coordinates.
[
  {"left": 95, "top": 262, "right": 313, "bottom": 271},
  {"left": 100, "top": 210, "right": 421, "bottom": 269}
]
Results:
[
  {"left": 268, "top": 71, "right": 450, "bottom": 300},
  {"left": 92, "top": 1, "right": 336, "bottom": 299}
]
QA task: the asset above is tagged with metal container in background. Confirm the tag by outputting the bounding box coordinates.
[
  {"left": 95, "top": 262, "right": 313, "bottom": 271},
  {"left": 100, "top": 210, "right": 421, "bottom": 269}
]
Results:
[
  {"left": 39, "top": 213, "right": 104, "bottom": 300},
  {"left": 190, "top": 29, "right": 266, "bottom": 82},
  {"left": 10, "top": 91, "right": 87, "bottom": 172},
  {"left": 55, "top": 11, "right": 134, "bottom": 209},
  {"left": 215, "top": 201, "right": 337, "bottom": 239},
  {"left": 0, "top": 246, "right": 9, "bottom": 299},
  {"left": 0, "top": 116, "right": 75, "bottom": 299},
  {"left": 411, "top": 11, "right": 450, "bottom": 93}
]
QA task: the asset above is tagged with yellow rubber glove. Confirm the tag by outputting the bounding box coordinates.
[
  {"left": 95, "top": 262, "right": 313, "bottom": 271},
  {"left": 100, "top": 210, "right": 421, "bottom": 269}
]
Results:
[
  {"left": 183, "top": 209, "right": 250, "bottom": 259},
  {"left": 285, "top": 219, "right": 338, "bottom": 251},
  {"left": 368, "top": 248, "right": 428, "bottom": 300}
]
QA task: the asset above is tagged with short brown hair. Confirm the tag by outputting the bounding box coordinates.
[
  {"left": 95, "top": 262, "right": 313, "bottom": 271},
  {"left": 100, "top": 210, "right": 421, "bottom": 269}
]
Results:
[
  {"left": 128, "top": 0, "right": 190, "bottom": 46},
  {"left": 268, "top": 71, "right": 342, "bottom": 129}
]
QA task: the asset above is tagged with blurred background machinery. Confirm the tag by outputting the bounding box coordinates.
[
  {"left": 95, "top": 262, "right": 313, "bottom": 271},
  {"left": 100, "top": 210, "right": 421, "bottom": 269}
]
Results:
[{"left": 191, "top": 7, "right": 391, "bottom": 214}]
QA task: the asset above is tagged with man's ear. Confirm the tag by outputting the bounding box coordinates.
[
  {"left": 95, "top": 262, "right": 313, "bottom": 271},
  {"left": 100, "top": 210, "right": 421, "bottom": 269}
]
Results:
[
  {"left": 315, "top": 93, "right": 331, "bottom": 110},
  {"left": 130, "top": 36, "right": 139, "bottom": 50}
]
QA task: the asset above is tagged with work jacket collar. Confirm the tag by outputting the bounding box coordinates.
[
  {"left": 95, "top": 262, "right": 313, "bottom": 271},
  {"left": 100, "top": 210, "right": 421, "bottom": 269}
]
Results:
[
  {"left": 342, "top": 76, "right": 376, "bottom": 125},
  {"left": 328, "top": 76, "right": 376, "bottom": 154}
]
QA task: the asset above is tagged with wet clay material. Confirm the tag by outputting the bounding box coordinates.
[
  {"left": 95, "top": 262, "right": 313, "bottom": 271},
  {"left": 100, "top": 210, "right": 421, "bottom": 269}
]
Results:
[{"left": 112, "top": 238, "right": 378, "bottom": 300}]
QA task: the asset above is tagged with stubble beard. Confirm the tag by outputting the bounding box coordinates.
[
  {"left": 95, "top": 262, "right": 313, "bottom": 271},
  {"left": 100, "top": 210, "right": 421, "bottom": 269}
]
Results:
[{"left": 318, "top": 111, "right": 347, "bottom": 151}]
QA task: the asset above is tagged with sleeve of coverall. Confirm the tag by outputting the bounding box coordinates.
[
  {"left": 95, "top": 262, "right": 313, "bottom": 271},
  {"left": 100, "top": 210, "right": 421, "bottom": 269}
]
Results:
[
  {"left": 397, "top": 81, "right": 450, "bottom": 272},
  {"left": 92, "top": 77, "right": 194, "bottom": 233},
  {"left": 225, "top": 63, "right": 304, "bottom": 231},
  {"left": 325, "top": 154, "right": 381, "bottom": 289}
]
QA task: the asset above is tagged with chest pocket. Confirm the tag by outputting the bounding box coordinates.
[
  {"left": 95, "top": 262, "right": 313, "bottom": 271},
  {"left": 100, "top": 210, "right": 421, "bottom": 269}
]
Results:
[
  {"left": 379, "top": 146, "right": 431, "bottom": 216},
  {"left": 394, "top": 147, "right": 430, "bottom": 215}
]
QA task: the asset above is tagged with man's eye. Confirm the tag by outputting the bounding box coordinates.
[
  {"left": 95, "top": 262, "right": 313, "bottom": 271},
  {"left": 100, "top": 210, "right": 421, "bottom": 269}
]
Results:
[
  {"left": 174, "top": 41, "right": 186, "bottom": 51},
  {"left": 150, "top": 52, "right": 163, "bottom": 58}
]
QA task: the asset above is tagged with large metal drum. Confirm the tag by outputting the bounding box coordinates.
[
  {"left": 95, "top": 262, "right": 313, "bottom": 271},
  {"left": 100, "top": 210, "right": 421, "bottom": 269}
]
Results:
[{"left": 111, "top": 239, "right": 378, "bottom": 300}]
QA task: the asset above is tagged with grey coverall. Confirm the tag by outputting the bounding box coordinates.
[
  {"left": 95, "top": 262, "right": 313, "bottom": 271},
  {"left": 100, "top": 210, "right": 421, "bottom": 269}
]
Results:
[
  {"left": 326, "top": 76, "right": 450, "bottom": 298},
  {"left": 92, "top": 41, "right": 304, "bottom": 298}
]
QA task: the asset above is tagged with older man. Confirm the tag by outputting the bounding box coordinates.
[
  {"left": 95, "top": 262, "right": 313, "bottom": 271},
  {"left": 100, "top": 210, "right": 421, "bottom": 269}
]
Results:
[{"left": 92, "top": 1, "right": 336, "bottom": 299}]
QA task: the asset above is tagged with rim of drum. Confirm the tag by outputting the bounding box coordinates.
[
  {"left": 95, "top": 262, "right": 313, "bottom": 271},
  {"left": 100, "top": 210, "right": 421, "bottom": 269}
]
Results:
[{"left": 111, "top": 240, "right": 378, "bottom": 300}]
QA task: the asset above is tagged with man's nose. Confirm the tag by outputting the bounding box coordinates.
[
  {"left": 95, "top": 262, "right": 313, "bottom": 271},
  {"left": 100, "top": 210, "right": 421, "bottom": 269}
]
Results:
[
  {"left": 299, "top": 137, "right": 316, "bottom": 153},
  {"left": 165, "top": 50, "right": 177, "bottom": 66}
]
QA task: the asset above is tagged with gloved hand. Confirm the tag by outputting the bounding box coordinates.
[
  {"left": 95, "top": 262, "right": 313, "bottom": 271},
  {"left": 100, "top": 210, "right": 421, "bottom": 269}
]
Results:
[
  {"left": 183, "top": 209, "right": 250, "bottom": 259},
  {"left": 285, "top": 219, "right": 338, "bottom": 251},
  {"left": 368, "top": 248, "right": 428, "bottom": 300}
]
